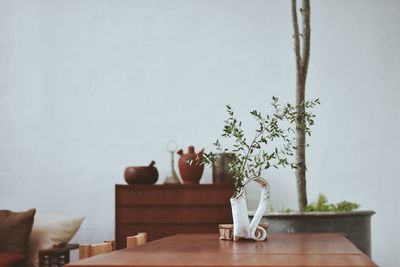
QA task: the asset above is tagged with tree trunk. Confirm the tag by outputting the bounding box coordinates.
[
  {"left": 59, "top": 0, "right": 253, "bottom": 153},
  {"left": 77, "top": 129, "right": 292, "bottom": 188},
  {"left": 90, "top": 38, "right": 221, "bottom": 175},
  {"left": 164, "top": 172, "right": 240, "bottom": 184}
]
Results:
[{"left": 291, "top": 0, "right": 311, "bottom": 211}]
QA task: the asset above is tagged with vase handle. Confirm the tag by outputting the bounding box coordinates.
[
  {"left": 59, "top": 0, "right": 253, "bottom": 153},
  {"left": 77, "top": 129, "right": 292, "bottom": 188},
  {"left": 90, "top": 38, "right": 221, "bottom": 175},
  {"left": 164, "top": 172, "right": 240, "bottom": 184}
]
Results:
[{"left": 248, "top": 178, "right": 270, "bottom": 241}]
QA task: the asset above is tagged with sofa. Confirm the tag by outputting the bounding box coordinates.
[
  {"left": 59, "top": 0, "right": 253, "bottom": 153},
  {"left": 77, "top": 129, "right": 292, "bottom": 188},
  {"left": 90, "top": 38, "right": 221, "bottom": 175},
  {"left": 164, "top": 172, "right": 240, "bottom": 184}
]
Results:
[{"left": 0, "top": 209, "right": 83, "bottom": 267}]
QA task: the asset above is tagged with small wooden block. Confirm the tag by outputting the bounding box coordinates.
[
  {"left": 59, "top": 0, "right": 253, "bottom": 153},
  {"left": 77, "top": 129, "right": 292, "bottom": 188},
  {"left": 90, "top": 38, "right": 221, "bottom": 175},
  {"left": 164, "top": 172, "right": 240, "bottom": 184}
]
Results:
[
  {"left": 104, "top": 240, "right": 116, "bottom": 251},
  {"left": 219, "top": 223, "right": 269, "bottom": 241},
  {"left": 79, "top": 243, "right": 113, "bottom": 260},
  {"left": 137, "top": 232, "right": 148, "bottom": 243},
  {"left": 127, "top": 232, "right": 148, "bottom": 248}
]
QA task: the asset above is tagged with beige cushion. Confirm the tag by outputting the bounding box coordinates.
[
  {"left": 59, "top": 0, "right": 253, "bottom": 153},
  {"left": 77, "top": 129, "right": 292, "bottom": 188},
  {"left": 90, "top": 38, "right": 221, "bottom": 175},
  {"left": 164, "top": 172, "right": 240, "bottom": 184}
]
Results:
[{"left": 28, "top": 214, "right": 84, "bottom": 267}]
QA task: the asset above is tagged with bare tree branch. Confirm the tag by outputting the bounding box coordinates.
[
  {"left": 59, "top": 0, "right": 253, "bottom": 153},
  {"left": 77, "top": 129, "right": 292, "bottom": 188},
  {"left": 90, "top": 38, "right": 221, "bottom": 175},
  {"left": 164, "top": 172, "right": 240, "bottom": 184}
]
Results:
[
  {"left": 291, "top": 0, "right": 311, "bottom": 211},
  {"left": 301, "top": 0, "right": 311, "bottom": 83},
  {"left": 291, "top": 0, "right": 302, "bottom": 78}
]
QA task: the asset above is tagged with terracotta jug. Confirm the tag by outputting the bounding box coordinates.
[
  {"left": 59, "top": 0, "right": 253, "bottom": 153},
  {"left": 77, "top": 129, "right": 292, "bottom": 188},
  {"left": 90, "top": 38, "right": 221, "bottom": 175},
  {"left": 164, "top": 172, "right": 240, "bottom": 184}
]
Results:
[{"left": 177, "top": 146, "right": 204, "bottom": 184}]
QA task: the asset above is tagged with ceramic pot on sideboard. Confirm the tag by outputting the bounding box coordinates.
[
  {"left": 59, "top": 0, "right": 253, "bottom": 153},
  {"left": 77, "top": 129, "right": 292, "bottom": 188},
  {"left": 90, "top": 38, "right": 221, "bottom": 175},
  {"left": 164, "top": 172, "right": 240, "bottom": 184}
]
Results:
[
  {"left": 212, "top": 153, "right": 235, "bottom": 184},
  {"left": 177, "top": 146, "right": 204, "bottom": 184},
  {"left": 124, "top": 161, "right": 159, "bottom": 184}
]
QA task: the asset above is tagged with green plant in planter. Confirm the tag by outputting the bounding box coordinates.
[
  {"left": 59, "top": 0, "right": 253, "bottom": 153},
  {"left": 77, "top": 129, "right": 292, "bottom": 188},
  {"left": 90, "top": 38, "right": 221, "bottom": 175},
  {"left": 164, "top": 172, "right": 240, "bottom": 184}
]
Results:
[
  {"left": 201, "top": 97, "right": 319, "bottom": 193},
  {"left": 304, "top": 194, "right": 360, "bottom": 212}
]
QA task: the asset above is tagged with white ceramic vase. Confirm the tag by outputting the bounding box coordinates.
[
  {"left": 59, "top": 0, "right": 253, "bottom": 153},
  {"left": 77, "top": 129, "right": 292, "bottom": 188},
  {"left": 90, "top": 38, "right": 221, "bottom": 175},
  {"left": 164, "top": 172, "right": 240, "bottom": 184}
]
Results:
[{"left": 230, "top": 177, "right": 270, "bottom": 241}]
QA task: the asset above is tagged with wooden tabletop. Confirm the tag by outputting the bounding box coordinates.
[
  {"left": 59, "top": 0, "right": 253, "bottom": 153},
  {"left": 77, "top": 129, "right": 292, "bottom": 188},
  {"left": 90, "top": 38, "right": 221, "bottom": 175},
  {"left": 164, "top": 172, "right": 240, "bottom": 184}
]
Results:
[{"left": 67, "top": 233, "right": 377, "bottom": 267}]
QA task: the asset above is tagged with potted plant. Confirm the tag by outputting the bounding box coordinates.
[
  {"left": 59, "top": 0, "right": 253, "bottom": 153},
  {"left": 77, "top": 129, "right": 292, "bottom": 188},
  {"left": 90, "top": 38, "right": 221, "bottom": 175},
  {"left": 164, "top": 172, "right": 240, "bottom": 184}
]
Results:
[
  {"left": 201, "top": 97, "right": 318, "bottom": 241},
  {"left": 205, "top": 96, "right": 374, "bottom": 254},
  {"left": 257, "top": 0, "right": 374, "bottom": 257},
  {"left": 204, "top": 1, "right": 375, "bottom": 255}
]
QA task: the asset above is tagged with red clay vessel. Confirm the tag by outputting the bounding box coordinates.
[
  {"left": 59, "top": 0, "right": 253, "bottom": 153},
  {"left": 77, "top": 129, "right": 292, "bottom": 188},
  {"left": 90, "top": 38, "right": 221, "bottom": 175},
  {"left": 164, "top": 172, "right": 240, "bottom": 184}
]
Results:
[{"left": 177, "top": 146, "right": 204, "bottom": 184}]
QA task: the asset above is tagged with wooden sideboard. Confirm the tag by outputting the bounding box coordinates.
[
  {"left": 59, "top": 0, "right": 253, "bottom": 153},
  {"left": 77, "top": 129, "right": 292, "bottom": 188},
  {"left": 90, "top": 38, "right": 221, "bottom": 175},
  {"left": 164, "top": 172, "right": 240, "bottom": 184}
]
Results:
[{"left": 115, "top": 184, "right": 234, "bottom": 249}]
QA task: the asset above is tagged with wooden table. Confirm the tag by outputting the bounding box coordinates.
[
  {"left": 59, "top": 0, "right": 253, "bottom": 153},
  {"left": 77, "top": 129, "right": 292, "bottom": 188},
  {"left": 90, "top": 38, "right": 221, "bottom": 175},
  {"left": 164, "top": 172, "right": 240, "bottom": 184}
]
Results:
[{"left": 67, "top": 233, "right": 377, "bottom": 267}]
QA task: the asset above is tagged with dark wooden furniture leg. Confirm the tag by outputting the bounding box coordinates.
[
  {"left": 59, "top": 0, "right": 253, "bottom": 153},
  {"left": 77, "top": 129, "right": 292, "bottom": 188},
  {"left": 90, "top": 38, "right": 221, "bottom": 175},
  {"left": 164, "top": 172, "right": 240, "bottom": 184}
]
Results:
[{"left": 39, "top": 244, "right": 79, "bottom": 267}]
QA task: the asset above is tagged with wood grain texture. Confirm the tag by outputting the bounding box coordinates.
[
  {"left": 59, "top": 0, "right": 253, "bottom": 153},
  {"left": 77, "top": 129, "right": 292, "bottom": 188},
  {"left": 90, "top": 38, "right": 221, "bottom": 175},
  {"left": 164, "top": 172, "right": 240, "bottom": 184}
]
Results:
[
  {"left": 68, "top": 233, "right": 377, "bottom": 267},
  {"left": 115, "top": 184, "right": 234, "bottom": 249}
]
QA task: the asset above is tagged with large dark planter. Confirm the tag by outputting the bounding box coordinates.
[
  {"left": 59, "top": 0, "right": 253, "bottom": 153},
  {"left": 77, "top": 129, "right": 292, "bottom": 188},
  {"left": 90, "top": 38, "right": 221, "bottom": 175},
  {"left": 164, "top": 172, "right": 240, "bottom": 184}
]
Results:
[{"left": 250, "top": 211, "right": 375, "bottom": 257}]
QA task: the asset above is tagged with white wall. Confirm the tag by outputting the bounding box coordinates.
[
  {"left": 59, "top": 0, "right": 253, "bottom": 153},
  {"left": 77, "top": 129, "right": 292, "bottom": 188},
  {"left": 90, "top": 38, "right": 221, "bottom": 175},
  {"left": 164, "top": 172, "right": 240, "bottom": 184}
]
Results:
[{"left": 1, "top": 0, "right": 399, "bottom": 265}]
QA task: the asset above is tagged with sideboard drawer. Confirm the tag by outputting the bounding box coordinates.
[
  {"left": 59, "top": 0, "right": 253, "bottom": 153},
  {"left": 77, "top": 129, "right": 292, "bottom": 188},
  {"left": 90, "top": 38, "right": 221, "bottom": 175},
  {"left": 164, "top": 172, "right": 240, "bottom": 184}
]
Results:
[
  {"left": 116, "top": 184, "right": 233, "bottom": 206},
  {"left": 117, "top": 205, "right": 232, "bottom": 224}
]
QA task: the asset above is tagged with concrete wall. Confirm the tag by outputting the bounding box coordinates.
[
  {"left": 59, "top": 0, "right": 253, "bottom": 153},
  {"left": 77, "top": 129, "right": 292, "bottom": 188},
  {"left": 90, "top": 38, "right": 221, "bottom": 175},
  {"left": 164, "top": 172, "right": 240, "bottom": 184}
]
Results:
[{"left": 1, "top": 0, "right": 399, "bottom": 265}]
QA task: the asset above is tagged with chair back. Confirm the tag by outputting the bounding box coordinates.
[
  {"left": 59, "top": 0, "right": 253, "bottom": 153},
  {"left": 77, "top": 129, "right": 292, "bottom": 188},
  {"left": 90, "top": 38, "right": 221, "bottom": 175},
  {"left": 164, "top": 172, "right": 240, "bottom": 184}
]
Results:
[
  {"left": 126, "top": 233, "right": 147, "bottom": 248},
  {"left": 79, "top": 242, "right": 113, "bottom": 260}
]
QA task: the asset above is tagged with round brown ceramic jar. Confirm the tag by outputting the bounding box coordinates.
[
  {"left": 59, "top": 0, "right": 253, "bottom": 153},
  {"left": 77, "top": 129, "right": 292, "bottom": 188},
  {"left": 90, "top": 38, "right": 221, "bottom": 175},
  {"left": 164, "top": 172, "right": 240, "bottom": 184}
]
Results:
[{"left": 124, "top": 161, "right": 159, "bottom": 184}]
